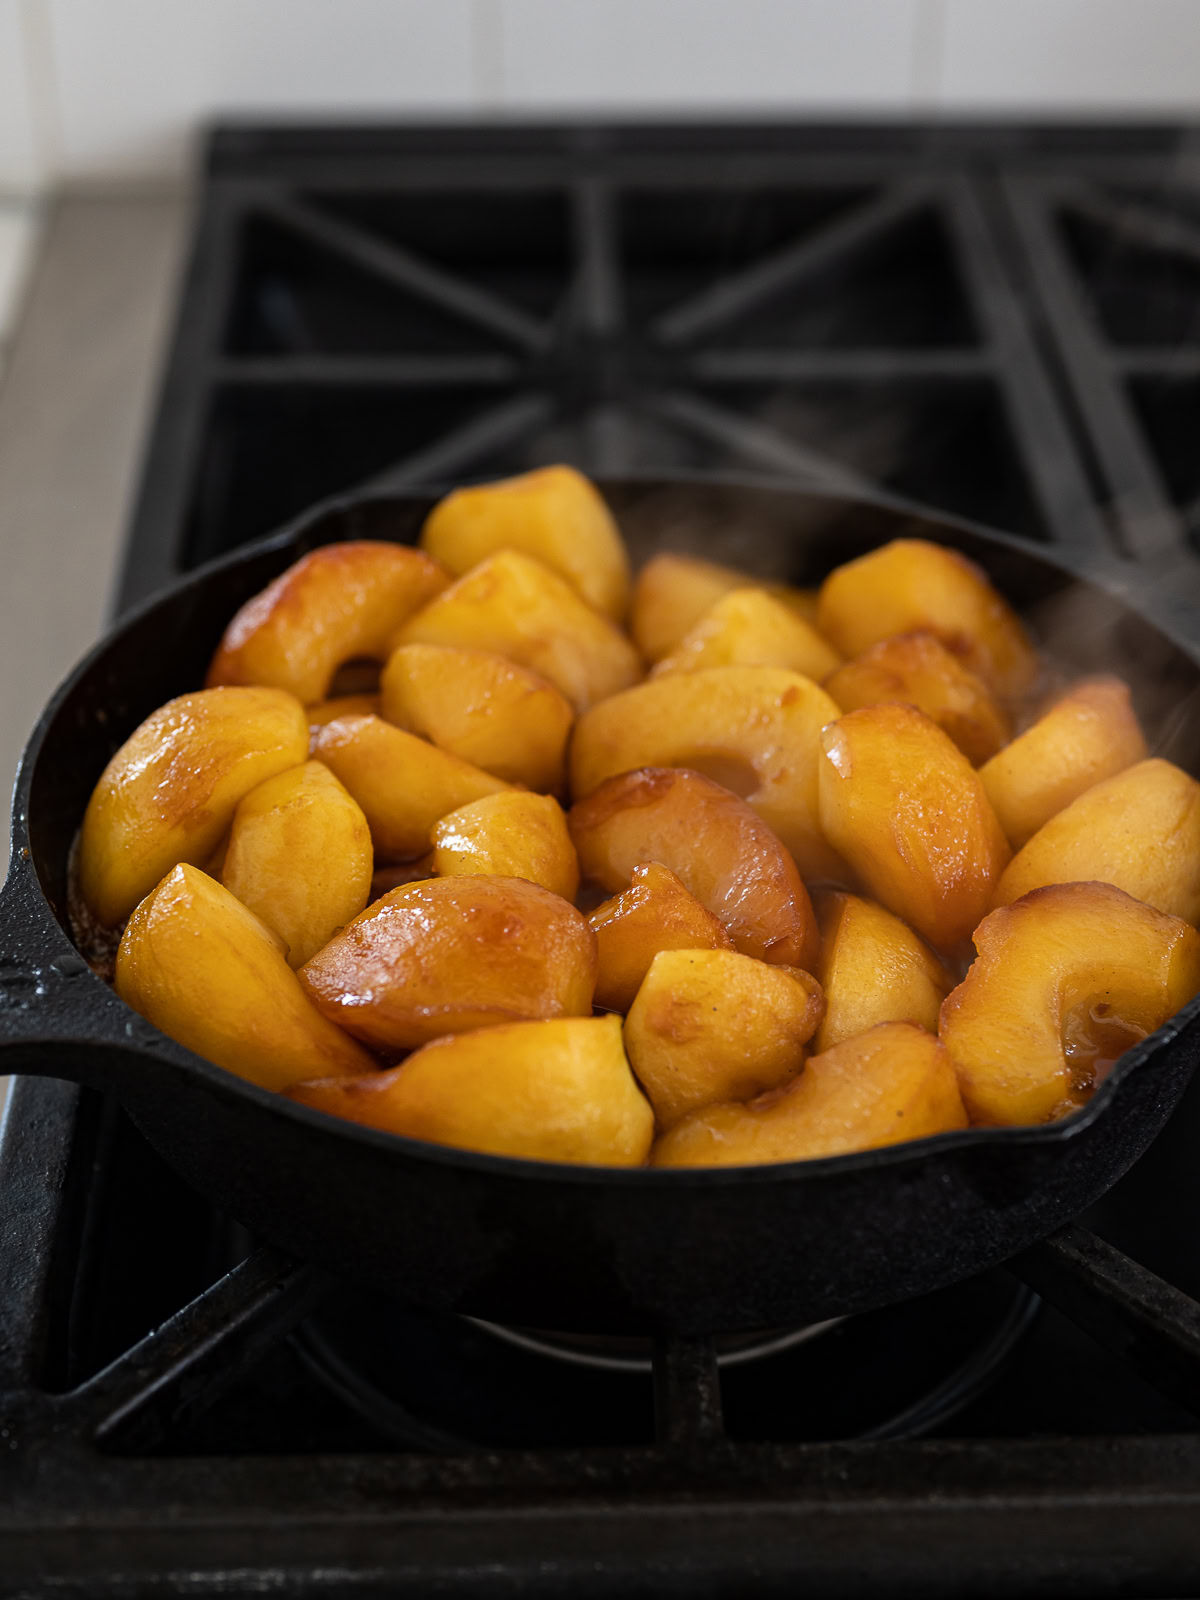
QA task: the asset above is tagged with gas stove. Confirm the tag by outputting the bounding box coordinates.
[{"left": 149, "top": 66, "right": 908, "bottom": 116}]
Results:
[{"left": 5, "top": 122, "right": 1200, "bottom": 1597}]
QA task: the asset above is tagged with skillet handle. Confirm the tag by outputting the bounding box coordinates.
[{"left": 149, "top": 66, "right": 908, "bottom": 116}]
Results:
[{"left": 0, "top": 851, "right": 139, "bottom": 1088}]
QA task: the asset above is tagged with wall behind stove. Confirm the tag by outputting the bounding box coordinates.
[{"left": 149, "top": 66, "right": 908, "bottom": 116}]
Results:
[{"left": 3, "top": 0, "right": 1200, "bottom": 192}]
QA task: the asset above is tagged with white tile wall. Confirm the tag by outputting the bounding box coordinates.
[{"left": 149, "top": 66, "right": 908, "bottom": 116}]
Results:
[
  {"left": 2, "top": 0, "right": 1200, "bottom": 194},
  {"left": 496, "top": 0, "right": 921, "bottom": 110},
  {"left": 939, "top": 0, "right": 1200, "bottom": 112},
  {"left": 44, "top": 0, "right": 478, "bottom": 183},
  {"left": 0, "top": 1, "right": 42, "bottom": 191}
]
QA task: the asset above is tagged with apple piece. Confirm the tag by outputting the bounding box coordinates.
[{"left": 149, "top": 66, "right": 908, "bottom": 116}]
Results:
[
  {"left": 824, "top": 630, "right": 1010, "bottom": 765},
  {"left": 817, "top": 703, "right": 1011, "bottom": 954},
  {"left": 291, "top": 1015, "right": 652, "bottom": 1166},
  {"left": 569, "top": 767, "right": 817, "bottom": 970},
  {"left": 299, "top": 875, "right": 596, "bottom": 1052},
  {"left": 816, "top": 538, "right": 1038, "bottom": 704},
  {"left": 979, "top": 676, "right": 1148, "bottom": 849},
  {"left": 115, "top": 865, "right": 375, "bottom": 1090},
  {"left": 813, "top": 889, "right": 955, "bottom": 1052},
  {"left": 420, "top": 465, "right": 630, "bottom": 620},
  {"left": 307, "top": 693, "right": 380, "bottom": 746},
  {"left": 206, "top": 542, "right": 448, "bottom": 704},
  {"left": 588, "top": 861, "right": 735, "bottom": 1013},
  {"left": 652, "top": 586, "right": 841, "bottom": 682},
  {"left": 380, "top": 642, "right": 573, "bottom": 792},
  {"left": 570, "top": 664, "right": 844, "bottom": 880},
  {"left": 774, "top": 586, "right": 821, "bottom": 626},
  {"left": 432, "top": 791, "right": 579, "bottom": 901},
  {"left": 653, "top": 1022, "right": 967, "bottom": 1168},
  {"left": 940, "top": 881, "right": 1200, "bottom": 1126},
  {"left": 629, "top": 552, "right": 821, "bottom": 665},
  {"left": 396, "top": 549, "right": 641, "bottom": 713},
  {"left": 311, "top": 713, "right": 511, "bottom": 861},
  {"left": 624, "top": 948, "right": 823, "bottom": 1129},
  {"left": 78, "top": 686, "right": 309, "bottom": 927},
  {"left": 992, "top": 758, "right": 1200, "bottom": 923},
  {"left": 630, "top": 552, "right": 752, "bottom": 663},
  {"left": 221, "top": 760, "right": 373, "bottom": 967}
]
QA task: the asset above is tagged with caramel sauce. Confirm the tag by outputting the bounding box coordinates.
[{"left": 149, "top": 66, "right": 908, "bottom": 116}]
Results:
[
  {"left": 327, "top": 658, "right": 382, "bottom": 696},
  {"left": 65, "top": 831, "right": 124, "bottom": 983},
  {"left": 1061, "top": 997, "right": 1148, "bottom": 1104}
]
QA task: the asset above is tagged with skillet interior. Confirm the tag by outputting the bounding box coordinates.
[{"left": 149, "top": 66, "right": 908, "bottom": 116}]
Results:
[{"left": 8, "top": 476, "right": 1200, "bottom": 1332}]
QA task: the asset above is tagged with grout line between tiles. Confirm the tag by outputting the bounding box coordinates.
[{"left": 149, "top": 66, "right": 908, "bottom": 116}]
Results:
[{"left": 17, "top": 0, "right": 63, "bottom": 185}]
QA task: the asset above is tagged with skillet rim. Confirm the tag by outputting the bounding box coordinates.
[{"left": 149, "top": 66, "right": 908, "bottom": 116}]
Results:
[{"left": 10, "top": 473, "right": 1200, "bottom": 1191}]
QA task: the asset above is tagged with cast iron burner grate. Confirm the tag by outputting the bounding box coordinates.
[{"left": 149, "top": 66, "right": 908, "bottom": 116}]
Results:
[
  {"left": 6, "top": 122, "right": 1200, "bottom": 1597},
  {"left": 121, "top": 122, "right": 1152, "bottom": 611},
  {"left": 6, "top": 1073, "right": 1200, "bottom": 1595}
]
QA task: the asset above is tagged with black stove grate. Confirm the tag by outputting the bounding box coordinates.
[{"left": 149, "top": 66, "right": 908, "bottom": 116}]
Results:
[
  {"left": 1001, "top": 157, "right": 1200, "bottom": 563},
  {"left": 5, "top": 1070, "right": 1200, "bottom": 1596},
  {"left": 120, "top": 122, "right": 1151, "bottom": 612},
  {"left": 7, "top": 122, "right": 1200, "bottom": 1596}
]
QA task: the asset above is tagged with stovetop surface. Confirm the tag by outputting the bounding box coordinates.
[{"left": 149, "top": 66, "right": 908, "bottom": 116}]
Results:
[{"left": 6, "top": 120, "right": 1200, "bottom": 1597}]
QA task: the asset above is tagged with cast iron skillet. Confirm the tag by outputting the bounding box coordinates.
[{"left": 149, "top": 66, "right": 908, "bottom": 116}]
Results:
[{"left": 1, "top": 479, "right": 1198, "bottom": 1335}]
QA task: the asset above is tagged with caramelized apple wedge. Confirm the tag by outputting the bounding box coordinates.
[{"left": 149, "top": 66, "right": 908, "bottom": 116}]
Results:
[
  {"left": 311, "top": 713, "right": 510, "bottom": 861},
  {"left": 775, "top": 586, "right": 821, "bottom": 625},
  {"left": 993, "top": 758, "right": 1200, "bottom": 923},
  {"left": 630, "top": 552, "right": 755, "bottom": 663},
  {"left": 817, "top": 538, "right": 1038, "bottom": 704},
  {"left": 381, "top": 643, "right": 573, "bottom": 792},
  {"left": 813, "top": 890, "right": 955, "bottom": 1052},
  {"left": 420, "top": 465, "right": 630, "bottom": 620},
  {"left": 824, "top": 631, "right": 1010, "bottom": 765},
  {"left": 624, "top": 948, "right": 823, "bottom": 1128},
  {"left": 979, "top": 676, "right": 1148, "bottom": 849},
  {"left": 396, "top": 550, "right": 641, "bottom": 712},
  {"left": 221, "top": 760, "right": 373, "bottom": 967},
  {"left": 307, "top": 693, "right": 381, "bottom": 744},
  {"left": 940, "top": 882, "right": 1200, "bottom": 1125},
  {"left": 818, "top": 704, "right": 1010, "bottom": 953},
  {"left": 653, "top": 1023, "right": 967, "bottom": 1168},
  {"left": 432, "top": 791, "right": 579, "bottom": 901},
  {"left": 570, "top": 665, "right": 844, "bottom": 880},
  {"left": 291, "top": 1015, "right": 653, "bottom": 1166},
  {"left": 299, "top": 876, "right": 595, "bottom": 1052},
  {"left": 78, "top": 686, "right": 309, "bottom": 926},
  {"left": 569, "top": 767, "right": 817, "bottom": 970},
  {"left": 116, "top": 865, "right": 375, "bottom": 1090},
  {"left": 629, "top": 551, "right": 816, "bottom": 662},
  {"left": 653, "top": 587, "right": 841, "bottom": 681},
  {"left": 588, "top": 861, "right": 735, "bottom": 1013},
  {"left": 207, "top": 542, "right": 448, "bottom": 704}
]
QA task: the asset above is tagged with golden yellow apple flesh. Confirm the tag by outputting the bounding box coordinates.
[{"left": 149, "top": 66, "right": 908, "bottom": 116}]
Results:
[
  {"left": 571, "top": 664, "right": 844, "bottom": 880},
  {"left": 653, "top": 1022, "right": 966, "bottom": 1167},
  {"left": 569, "top": 767, "right": 818, "bottom": 970},
  {"left": 624, "top": 947, "right": 823, "bottom": 1128},
  {"left": 221, "top": 760, "right": 373, "bottom": 967},
  {"left": 431, "top": 791, "right": 579, "bottom": 901},
  {"left": 290, "top": 1015, "right": 653, "bottom": 1166},
  {"left": 116, "top": 864, "right": 375, "bottom": 1090},
  {"left": 299, "top": 875, "right": 596, "bottom": 1052},
  {"left": 940, "top": 881, "right": 1200, "bottom": 1125},
  {"left": 420, "top": 465, "right": 630, "bottom": 620},
  {"left": 588, "top": 861, "right": 735, "bottom": 1013},
  {"left": 78, "top": 686, "right": 309, "bottom": 927}
]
